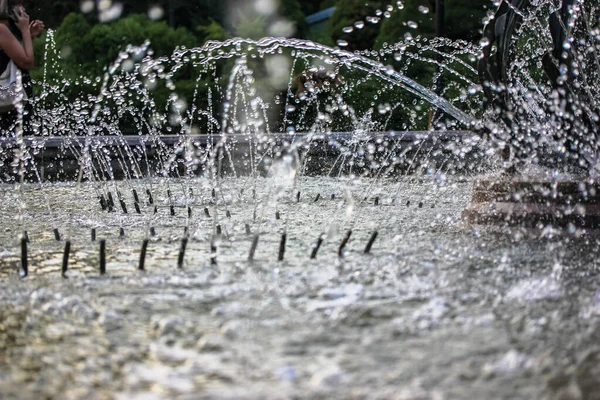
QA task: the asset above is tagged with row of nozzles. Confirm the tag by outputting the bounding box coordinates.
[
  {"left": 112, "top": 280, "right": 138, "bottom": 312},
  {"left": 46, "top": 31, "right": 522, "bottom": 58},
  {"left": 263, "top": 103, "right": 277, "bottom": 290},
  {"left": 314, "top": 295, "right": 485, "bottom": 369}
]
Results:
[
  {"left": 97, "top": 186, "right": 431, "bottom": 218},
  {"left": 17, "top": 228, "right": 379, "bottom": 279},
  {"left": 10, "top": 183, "right": 443, "bottom": 278}
]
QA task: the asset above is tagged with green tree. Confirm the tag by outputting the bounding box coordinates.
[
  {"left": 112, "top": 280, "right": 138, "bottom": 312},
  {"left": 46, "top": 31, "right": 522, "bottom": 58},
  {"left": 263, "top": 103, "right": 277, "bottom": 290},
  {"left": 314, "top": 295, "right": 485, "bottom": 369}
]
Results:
[
  {"left": 445, "top": 0, "right": 486, "bottom": 41},
  {"left": 53, "top": 13, "right": 197, "bottom": 77},
  {"left": 197, "top": 18, "right": 231, "bottom": 43},
  {"left": 280, "top": 0, "right": 309, "bottom": 38},
  {"left": 234, "top": 12, "right": 268, "bottom": 40},
  {"left": 32, "top": 13, "right": 200, "bottom": 114},
  {"left": 299, "top": 0, "right": 335, "bottom": 16},
  {"left": 328, "top": 0, "right": 385, "bottom": 51},
  {"left": 375, "top": 0, "right": 486, "bottom": 47},
  {"left": 374, "top": 0, "right": 436, "bottom": 49},
  {"left": 225, "top": 0, "right": 308, "bottom": 39}
]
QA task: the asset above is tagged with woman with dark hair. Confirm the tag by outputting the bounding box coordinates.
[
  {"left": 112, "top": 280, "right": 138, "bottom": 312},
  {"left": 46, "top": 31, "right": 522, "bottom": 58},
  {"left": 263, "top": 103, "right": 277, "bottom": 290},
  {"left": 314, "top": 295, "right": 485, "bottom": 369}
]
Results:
[{"left": 0, "top": 0, "right": 43, "bottom": 135}]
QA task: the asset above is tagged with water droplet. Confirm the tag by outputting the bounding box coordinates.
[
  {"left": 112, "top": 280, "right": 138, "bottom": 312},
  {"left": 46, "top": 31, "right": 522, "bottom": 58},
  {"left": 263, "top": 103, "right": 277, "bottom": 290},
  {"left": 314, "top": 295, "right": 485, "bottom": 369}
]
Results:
[
  {"left": 354, "top": 21, "right": 365, "bottom": 29},
  {"left": 407, "top": 21, "right": 419, "bottom": 29},
  {"left": 80, "top": 0, "right": 94, "bottom": 13},
  {"left": 418, "top": 6, "right": 430, "bottom": 14},
  {"left": 148, "top": 5, "right": 164, "bottom": 20},
  {"left": 337, "top": 40, "right": 349, "bottom": 47},
  {"left": 343, "top": 26, "right": 354, "bottom": 34}
]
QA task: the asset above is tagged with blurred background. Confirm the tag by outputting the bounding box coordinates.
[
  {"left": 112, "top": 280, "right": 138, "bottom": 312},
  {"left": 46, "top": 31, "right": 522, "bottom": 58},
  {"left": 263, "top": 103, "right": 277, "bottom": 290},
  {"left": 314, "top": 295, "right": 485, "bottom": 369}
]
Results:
[{"left": 21, "top": 0, "right": 492, "bottom": 133}]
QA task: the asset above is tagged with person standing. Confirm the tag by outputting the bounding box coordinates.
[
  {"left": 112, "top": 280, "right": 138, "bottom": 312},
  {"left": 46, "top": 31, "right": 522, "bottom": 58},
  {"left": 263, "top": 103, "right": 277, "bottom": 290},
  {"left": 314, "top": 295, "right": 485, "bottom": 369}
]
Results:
[{"left": 0, "top": 0, "right": 43, "bottom": 135}]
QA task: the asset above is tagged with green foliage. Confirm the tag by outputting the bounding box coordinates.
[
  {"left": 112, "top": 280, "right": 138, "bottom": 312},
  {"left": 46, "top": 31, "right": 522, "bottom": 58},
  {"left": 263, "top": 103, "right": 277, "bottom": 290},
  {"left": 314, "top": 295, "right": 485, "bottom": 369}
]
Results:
[
  {"left": 197, "top": 18, "right": 231, "bottom": 43},
  {"left": 280, "top": 0, "right": 309, "bottom": 38},
  {"left": 234, "top": 12, "right": 268, "bottom": 40},
  {"left": 25, "top": 0, "right": 490, "bottom": 134},
  {"left": 445, "top": 0, "right": 487, "bottom": 41},
  {"left": 48, "top": 13, "right": 197, "bottom": 78},
  {"left": 375, "top": 0, "right": 486, "bottom": 47},
  {"left": 225, "top": 0, "right": 308, "bottom": 39},
  {"left": 300, "top": 0, "right": 336, "bottom": 16},
  {"left": 328, "top": 0, "right": 385, "bottom": 51},
  {"left": 30, "top": 13, "right": 200, "bottom": 116},
  {"left": 308, "top": 28, "right": 335, "bottom": 47},
  {"left": 28, "top": 0, "right": 228, "bottom": 32},
  {"left": 375, "top": 0, "right": 436, "bottom": 49}
]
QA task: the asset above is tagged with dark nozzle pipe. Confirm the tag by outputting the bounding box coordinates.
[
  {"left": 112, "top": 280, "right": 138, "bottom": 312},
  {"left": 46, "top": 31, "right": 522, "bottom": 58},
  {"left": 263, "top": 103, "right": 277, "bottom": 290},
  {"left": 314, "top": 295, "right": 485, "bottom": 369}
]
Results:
[
  {"left": 119, "top": 227, "right": 125, "bottom": 239},
  {"left": 245, "top": 223, "right": 251, "bottom": 235},
  {"left": 226, "top": 210, "right": 232, "bottom": 219},
  {"left": 53, "top": 228, "right": 61, "bottom": 242},
  {"left": 338, "top": 230, "right": 353, "bottom": 257},
  {"left": 177, "top": 237, "right": 188, "bottom": 269},
  {"left": 134, "top": 202, "right": 141, "bottom": 214},
  {"left": 188, "top": 206, "right": 192, "bottom": 218},
  {"left": 278, "top": 232, "right": 287, "bottom": 261},
  {"left": 170, "top": 205, "right": 175, "bottom": 216},
  {"left": 210, "top": 240, "right": 217, "bottom": 265},
  {"left": 216, "top": 225, "right": 222, "bottom": 236},
  {"left": 204, "top": 207, "right": 211, "bottom": 218},
  {"left": 364, "top": 231, "right": 379, "bottom": 254},
  {"left": 150, "top": 227, "right": 156, "bottom": 237},
  {"left": 99, "top": 195, "right": 107, "bottom": 211},
  {"left": 138, "top": 239, "right": 149, "bottom": 271},
  {"left": 107, "top": 192, "right": 115, "bottom": 212},
  {"left": 310, "top": 235, "right": 324, "bottom": 259},
  {"left": 296, "top": 191, "right": 301, "bottom": 202},
  {"left": 314, "top": 193, "right": 321, "bottom": 202},
  {"left": 275, "top": 211, "right": 281, "bottom": 220},
  {"left": 99, "top": 239, "right": 106, "bottom": 275},
  {"left": 374, "top": 196, "right": 379, "bottom": 206},
  {"left": 248, "top": 234, "right": 259, "bottom": 261},
  {"left": 20, "top": 237, "right": 28, "bottom": 278},
  {"left": 91, "top": 228, "right": 96, "bottom": 242},
  {"left": 146, "top": 189, "right": 154, "bottom": 205},
  {"left": 62, "top": 240, "right": 71, "bottom": 278},
  {"left": 132, "top": 189, "right": 140, "bottom": 204},
  {"left": 120, "top": 199, "right": 128, "bottom": 214}
]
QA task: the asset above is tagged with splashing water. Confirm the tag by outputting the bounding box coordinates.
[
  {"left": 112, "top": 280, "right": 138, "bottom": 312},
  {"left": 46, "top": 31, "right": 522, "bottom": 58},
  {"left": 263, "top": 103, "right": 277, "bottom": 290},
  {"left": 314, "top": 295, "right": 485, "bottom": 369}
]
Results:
[{"left": 1, "top": 2, "right": 600, "bottom": 399}]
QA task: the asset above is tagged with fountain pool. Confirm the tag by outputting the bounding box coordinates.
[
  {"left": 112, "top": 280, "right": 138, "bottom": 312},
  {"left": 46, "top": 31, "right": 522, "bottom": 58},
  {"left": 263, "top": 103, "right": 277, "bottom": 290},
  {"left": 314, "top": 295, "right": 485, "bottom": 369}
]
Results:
[
  {"left": 1, "top": 1, "right": 600, "bottom": 398},
  {"left": 0, "top": 174, "right": 599, "bottom": 399}
]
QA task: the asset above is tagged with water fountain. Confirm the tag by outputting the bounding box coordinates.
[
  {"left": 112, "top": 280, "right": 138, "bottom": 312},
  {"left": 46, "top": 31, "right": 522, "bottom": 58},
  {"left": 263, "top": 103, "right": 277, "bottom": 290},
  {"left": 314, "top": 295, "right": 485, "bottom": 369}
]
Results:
[
  {"left": 0, "top": 1, "right": 599, "bottom": 399},
  {"left": 463, "top": 0, "right": 600, "bottom": 231}
]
